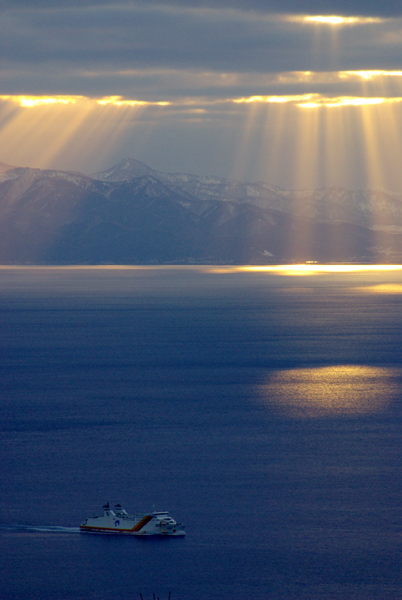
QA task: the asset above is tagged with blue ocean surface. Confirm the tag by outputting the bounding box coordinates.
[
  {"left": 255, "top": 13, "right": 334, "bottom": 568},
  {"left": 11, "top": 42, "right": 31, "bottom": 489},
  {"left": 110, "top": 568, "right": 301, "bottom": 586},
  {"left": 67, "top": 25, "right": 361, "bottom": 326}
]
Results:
[{"left": 0, "top": 266, "right": 401, "bottom": 600}]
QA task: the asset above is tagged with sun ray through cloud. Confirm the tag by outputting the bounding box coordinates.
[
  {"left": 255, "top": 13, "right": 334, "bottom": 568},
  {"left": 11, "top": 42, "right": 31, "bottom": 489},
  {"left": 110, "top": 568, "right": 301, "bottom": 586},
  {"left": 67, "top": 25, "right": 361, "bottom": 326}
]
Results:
[
  {"left": 2, "top": 6, "right": 402, "bottom": 215},
  {"left": 2, "top": 82, "right": 402, "bottom": 191}
]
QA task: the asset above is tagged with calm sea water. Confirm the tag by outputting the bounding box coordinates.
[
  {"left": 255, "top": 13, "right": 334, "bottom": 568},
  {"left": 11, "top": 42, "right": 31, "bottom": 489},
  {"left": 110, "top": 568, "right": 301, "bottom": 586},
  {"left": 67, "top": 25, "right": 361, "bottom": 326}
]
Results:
[{"left": 0, "top": 266, "right": 401, "bottom": 600}]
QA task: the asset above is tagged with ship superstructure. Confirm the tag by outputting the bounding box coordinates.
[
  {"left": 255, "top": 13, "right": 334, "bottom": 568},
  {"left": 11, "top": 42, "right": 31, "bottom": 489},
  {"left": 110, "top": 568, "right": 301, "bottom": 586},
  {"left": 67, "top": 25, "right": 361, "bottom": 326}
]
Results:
[{"left": 80, "top": 503, "right": 185, "bottom": 536}]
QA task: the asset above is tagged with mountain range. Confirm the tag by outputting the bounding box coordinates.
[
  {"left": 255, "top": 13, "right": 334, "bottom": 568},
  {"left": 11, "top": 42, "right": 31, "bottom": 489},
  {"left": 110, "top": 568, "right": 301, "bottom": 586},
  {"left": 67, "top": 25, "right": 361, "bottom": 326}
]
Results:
[{"left": 1, "top": 157, "right": 402, "bottom": 264}]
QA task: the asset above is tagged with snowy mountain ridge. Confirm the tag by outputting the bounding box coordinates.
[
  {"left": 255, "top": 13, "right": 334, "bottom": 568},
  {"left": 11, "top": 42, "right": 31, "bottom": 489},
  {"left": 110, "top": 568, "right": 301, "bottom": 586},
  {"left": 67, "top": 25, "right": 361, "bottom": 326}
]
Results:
[
  {"left": 1, "top": 157, "right": 402, "bottom": 263},
  {"left": 91, "top": 158, "right": 402, "bottom": 228}
]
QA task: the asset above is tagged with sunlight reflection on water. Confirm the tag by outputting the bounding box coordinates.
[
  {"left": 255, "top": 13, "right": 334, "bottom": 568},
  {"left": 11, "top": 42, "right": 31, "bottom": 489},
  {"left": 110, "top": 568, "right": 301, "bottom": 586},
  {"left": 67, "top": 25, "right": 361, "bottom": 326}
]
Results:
[
  {"left": 354, "top": 284, "right": 402, "bottom": 294},
  {"left": 257, "top": 365, "right": 400, "bottom": 417},
  {"left": 200, "top": 264, "right": 402, "bottom": 277}
]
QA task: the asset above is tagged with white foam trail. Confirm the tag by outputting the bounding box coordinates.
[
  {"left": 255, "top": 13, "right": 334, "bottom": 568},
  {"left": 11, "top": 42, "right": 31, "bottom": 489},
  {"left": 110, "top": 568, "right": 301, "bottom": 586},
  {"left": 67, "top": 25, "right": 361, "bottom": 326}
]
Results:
[{"left": 0, "top": 524, "right": 80, "bottom": 533}]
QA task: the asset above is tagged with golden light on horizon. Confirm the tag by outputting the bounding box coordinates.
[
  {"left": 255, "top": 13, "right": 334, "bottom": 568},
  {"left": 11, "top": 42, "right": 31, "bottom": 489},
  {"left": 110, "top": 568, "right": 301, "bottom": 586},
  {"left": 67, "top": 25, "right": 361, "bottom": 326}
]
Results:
[
  {"left": 0, "top": 95, "right": 171, "bottom": 108},
  {"left": 306, "top": 15, "right": 355, "bottom": 25},
  {"left": 97, "top": 96, "right": 171, "bottom": 107},
  {"left": 3, "top": 89, "right": 402, "bottom": 110},
  {"left": 203, "top": 265, "right": 402, "bottom": 276},
  {"left": 257, "top": 365, "right": 398, "bottom": 418},
  {"left": 242, "top": 264, "right": 402, "bottom": 275},
  {"left": 0, "top": 95, "right": 83, "bottom": 107},
  {"left": 289, "top": 15, "right": 385, "bottom": 25},
  {"left": 233, "top": 94, "right": 402, "bottom": 107},
  {"left": 299, "top": 97, "right": 390, "bottom": 107},
  {"left": 342, "top": 70, "right": 402, "bottom": 80}
]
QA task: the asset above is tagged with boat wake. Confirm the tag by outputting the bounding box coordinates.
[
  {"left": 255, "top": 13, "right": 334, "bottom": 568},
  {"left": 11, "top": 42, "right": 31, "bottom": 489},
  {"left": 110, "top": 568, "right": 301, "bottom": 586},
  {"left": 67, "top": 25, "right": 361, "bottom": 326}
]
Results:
[{"left": 0, "top": 524, "right": 80, "bottom": 534}]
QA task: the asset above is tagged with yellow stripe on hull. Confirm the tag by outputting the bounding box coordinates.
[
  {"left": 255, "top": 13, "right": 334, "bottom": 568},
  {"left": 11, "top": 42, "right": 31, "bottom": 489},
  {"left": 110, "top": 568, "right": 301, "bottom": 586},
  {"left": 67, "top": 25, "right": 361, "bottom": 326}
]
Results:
[
  {"left": 80, "top": 514, "right": 153, "bottom": 534},
  {"left": 131, "top": 515, "right": 153, "bottom": 532}
]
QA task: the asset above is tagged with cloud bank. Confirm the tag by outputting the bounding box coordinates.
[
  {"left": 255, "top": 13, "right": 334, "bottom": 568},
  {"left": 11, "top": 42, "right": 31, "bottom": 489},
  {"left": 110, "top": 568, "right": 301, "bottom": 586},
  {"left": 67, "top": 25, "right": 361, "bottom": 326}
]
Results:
[{"left": 2, "top": 1, "right": 402, "bottom": 191}]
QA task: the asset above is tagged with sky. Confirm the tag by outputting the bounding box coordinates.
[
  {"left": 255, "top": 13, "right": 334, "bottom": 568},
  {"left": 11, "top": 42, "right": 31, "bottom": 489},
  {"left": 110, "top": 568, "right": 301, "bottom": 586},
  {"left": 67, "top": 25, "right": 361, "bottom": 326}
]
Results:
[{"left": 2, "top": 0, "right": 402, "bottom": 191}]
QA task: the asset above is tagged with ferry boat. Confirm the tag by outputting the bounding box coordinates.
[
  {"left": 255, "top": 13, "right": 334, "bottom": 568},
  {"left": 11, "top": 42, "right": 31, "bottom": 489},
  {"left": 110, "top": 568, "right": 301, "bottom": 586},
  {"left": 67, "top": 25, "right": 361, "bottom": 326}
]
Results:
[{"left": 80, "top": 503, "right": 186, "bottom": 536}]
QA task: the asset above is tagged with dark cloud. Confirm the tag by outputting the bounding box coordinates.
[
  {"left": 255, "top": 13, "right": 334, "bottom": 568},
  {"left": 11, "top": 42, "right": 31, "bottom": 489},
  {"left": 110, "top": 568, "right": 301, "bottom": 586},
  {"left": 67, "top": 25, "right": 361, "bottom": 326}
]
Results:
[
  {"left": 2, "top": 1, "right": 402, "bottom": 188},
  {"left": 2, "top": 4, "right": 402, "bottom": 97},
  {"left": 1, "top": 0, "right": 402, "bottom": 18}
]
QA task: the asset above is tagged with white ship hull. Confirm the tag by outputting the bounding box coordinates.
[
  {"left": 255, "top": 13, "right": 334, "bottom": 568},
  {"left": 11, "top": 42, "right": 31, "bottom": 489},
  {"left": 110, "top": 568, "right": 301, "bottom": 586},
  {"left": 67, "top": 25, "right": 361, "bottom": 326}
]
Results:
[{"left": 80, "top": 504, "right": 185, "bottom": 536}]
